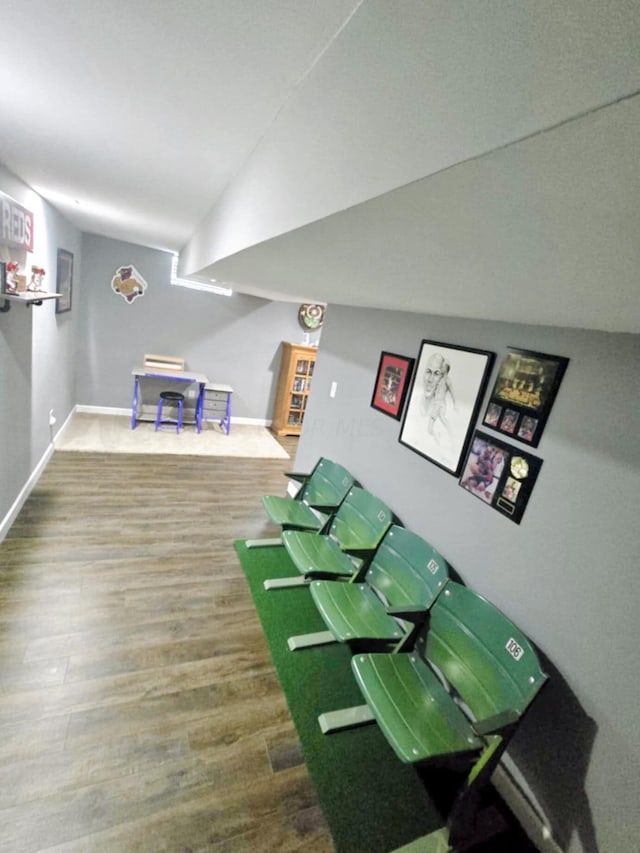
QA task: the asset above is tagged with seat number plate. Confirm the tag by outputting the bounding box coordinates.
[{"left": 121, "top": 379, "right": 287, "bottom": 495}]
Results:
[{"left": 505, "top": 638, "right": 524, "bottom": 661}]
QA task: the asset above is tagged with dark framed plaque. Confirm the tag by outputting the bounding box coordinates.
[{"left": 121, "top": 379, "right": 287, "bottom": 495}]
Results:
[
  {"left": 459, "top": 430, "right": 543, "bottom": 524},
  {"left": 482, "top": 348, "right": 569, "bottom": 447}
]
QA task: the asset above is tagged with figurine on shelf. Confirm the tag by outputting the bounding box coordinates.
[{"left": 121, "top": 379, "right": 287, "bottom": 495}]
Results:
[
  {"left": 29, "top": 265, "right": 46, "bottom": 292},
  {"left": 5, "top": 261, "right": 19, "bottom": 293}
]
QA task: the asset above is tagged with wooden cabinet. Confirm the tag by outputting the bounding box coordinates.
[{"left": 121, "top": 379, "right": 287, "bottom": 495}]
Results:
[{"left": 271, "top": 342, "right": 317, "bottom": 436}]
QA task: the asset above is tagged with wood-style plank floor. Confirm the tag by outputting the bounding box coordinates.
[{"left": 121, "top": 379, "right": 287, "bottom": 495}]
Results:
[{"left": 0, "top": 439, "right": 334, "bottom": 852}]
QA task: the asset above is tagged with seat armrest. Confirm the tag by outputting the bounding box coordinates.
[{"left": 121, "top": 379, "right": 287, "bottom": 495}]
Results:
[
  {"left": 341, "top": 545, "right": 375, "bottom": 558},
  {"left": 341, "top": 546, "right": 376, "bottom": 581},
  {"left": 285, "top": 470, "right": 310, "bottom": 484},
  {"left": 472, "top": 709, "right": 520, "bottom": 736},
  {"left": 386, "top": 605, "right": 427, "bottom": 625},
  {"left": 308, "top": 503, "right": 338, "bottom": 513}
]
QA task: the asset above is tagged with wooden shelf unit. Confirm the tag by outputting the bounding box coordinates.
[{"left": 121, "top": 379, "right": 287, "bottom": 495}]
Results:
[{"left": 271, "top": 342, "right": 317, "bottom": 436}]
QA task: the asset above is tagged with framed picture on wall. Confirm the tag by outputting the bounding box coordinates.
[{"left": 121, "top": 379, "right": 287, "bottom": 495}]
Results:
[
  {"left": 482, "top": 348, "right": 569, "bottom": 447},
  {"left": 370, "top": 351, "right": 415, "bottom": 420},
  {"left": 55, "top": 248, "right": 73, "bottom": 314},
  {"left": 399, "top": 340, "right": 494, "bottom": 476},
  {"left": 459, "top": 430, "right": 543, "bottom": 524}
]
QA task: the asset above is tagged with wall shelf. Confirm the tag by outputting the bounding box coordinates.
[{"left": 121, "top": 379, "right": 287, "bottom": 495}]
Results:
[{"left": 0, "top": 292, "right": 61, "bottom": 312}]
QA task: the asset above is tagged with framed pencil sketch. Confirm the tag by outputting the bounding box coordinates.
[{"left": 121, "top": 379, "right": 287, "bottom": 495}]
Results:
[
  {"left": 55, "top": 248, "right": 73, "bottom": 314},
  {"left": 370, "top": 351, "right": 415, "bottom": 420},
  {"left": 399, "top": 340, "right": 494, "bottom": 476},
  {"left": 459, "top": 430, "right": 543, "bottom": 524},
  {"left": 482, "top": 348, "right": 569, "bottom": 447}
]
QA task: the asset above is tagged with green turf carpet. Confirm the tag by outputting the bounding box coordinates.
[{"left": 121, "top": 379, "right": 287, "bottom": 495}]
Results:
[{"left": 234, "top": 539, "right": 445, "bottom": 853}]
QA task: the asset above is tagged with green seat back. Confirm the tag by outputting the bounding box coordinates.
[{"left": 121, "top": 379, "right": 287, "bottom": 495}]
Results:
[
  {"left": 365, "top": 525, "right": 449, "bottom": 608},
  {"left": 301, "top": 458, "right": 354, "bottom": 507},
  {"left": 329, "top": 487, "right": 392, "bottom": 550},
  {"left": 419, "top": 582, "right": 547, "bottom": 721}
]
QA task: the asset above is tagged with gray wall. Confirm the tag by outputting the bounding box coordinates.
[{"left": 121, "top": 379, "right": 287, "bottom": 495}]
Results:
[
  {"left": 0, "top": 167, "right": 81, "bottom": 525},
  {"left": 0, "top": 289, "right": 33, "bottom": 521},
  {"left": 77, "top": 234, "right": 320, "bottom": 419},
  {"left": 297, "top": 304, "right": 640, "bottom": 853}
]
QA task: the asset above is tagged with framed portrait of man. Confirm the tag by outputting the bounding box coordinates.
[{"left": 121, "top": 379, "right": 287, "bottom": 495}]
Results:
[{"left": 399, "top": 340, "right": 494, "bottom": 476}]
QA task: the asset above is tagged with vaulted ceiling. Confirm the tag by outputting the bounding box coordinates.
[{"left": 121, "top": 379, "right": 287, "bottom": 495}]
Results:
[{"left": 2, "top": 1, "right": 639, "bottom": 332}]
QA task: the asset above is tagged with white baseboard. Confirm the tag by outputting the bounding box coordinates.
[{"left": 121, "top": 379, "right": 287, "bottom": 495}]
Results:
[
  {"left": 75, "top": 404, "right": 131, "bottom": 417},
  {"left": 493, "top": 761, "right": 564, "bottom": 853},
  {"left": 0, "top": 407, "right": 81, "bottom": 542},
  {"left": 230, "top": 416, "right": 271, "bottom": 427},
  {"left": 0, "top": 442, "right": 55, "bottom": 543},
  {"left": 55, "top": 406, "right": 78, "bottom": 437}
]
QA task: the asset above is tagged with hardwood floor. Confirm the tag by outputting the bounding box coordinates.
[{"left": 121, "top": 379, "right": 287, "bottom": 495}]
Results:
[{"left": 0, "top": 439, "right": 334, "bottom": 852}]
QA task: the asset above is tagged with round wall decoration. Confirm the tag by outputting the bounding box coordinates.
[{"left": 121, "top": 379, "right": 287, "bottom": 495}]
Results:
[{"left": 298, "top": 303, "right": 325, "bottom": 330}]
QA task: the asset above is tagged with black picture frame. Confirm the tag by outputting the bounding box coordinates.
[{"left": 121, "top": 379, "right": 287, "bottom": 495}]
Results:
[
  {"left": 399, "top": 340, "right": 494, "bottom": 476},
  {"left": 55, "top": 248, "right": 73, "bottom": 314},
  {"left": 370, "top": 351, "right": 415, "bottom": 420},
  {"left": 459, "top": 430, "right": 543, "bottom": 524},
  {"left": 482, "top": 348, "right": 569, "bottom": 447}
]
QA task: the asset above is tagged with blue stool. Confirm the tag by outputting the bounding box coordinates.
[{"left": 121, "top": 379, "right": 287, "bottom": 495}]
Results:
[{"left": 155, "top": 391, "right": 185, "bottom": 433}]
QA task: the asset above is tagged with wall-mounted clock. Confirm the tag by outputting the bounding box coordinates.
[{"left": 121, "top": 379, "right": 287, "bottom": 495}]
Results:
[{"left": 298, "top": 303, "right": 325, "bottom": 330}]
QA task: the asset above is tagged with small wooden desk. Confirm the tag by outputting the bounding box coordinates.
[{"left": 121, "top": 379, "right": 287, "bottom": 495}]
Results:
[{"left": 131, "top": 367, "right": 209, "bottom": 432}]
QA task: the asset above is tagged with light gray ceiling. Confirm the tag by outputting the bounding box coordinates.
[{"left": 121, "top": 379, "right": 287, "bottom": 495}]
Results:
[
  {"left": 1, "top": 0, "right": 359, "bottom": 248},
  {"left": 1, "top": 1, "right": 639, "bottom": 333}
]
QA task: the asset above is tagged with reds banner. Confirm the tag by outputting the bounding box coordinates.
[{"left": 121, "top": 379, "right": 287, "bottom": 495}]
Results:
[{"left": 1, "top": 191, "right": 34, "bottom": 252}]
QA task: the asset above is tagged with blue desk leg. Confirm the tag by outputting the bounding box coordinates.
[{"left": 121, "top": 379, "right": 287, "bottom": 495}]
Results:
[
  {"left": 195, "top": 384, "right": 204, "bottom": 433},
  {"left": 131, "top": 377, "right": 139, "bottom": 429},
  {"left": 224, "top": 395, "right": 232, "bottom": 434}
]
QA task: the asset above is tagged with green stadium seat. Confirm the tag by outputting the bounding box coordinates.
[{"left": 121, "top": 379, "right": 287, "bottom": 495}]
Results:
[
  {"left": 319, "top": 581, "right": 548, "bottom": 850},
  {"left": 246, "top": 458, "right": 354, "bottom": 549},
  {"left": 287, "top": 525, "right": 449, "bottom": 651},
  {"left": 263, "top": 487, "right": 392, "bottom": 590}
]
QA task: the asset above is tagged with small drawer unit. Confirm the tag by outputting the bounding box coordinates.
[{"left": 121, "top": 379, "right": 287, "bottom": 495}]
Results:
[{"left": 203, "top": 383, "right": 233, "bottom": 434}]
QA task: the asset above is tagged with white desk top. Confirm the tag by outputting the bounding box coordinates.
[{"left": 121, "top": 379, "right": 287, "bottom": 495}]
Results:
[
  {"left": 132, "top": 367, "right": 209, "bottom": 383},
  {"left": 205, "top": 383, "right": 233, "bottom": 393}
]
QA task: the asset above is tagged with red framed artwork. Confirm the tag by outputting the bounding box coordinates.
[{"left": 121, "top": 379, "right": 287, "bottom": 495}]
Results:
[{"left": 370, "top": 351, "right": 415, "bottom": 420}]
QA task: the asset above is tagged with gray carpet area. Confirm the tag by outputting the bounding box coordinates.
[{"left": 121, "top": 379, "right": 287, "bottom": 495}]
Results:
[{"left": 55, "top": 413, "right": 289, "bottom": 459}]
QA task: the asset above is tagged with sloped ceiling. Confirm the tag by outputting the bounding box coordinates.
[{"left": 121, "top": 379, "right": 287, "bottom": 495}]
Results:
[
  {"left": 204, "top": 95, "right": 640, "bottom": 334},
  {"left": 0, "top": 0, "right": 360, "bottom": 248},
  {"left": 1, "top": 1, "right": 639, "bottom": 332}
]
